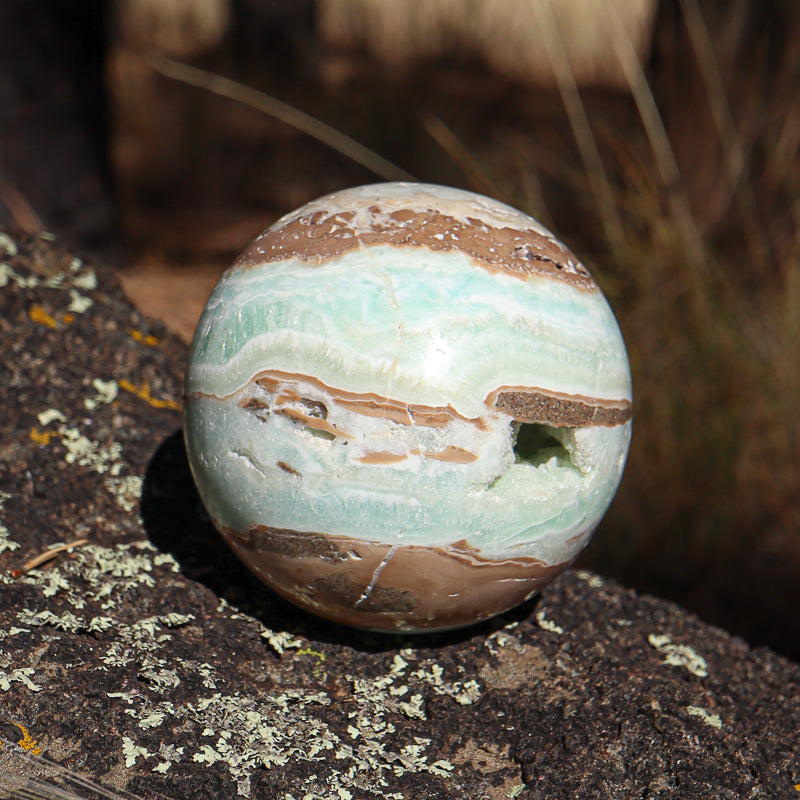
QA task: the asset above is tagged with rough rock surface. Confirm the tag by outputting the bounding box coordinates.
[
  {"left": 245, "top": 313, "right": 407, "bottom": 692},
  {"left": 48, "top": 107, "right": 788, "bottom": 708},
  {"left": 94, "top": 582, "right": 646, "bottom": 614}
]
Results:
[{"left": 0, "top": 230, "right": 798, "bottom": 800}]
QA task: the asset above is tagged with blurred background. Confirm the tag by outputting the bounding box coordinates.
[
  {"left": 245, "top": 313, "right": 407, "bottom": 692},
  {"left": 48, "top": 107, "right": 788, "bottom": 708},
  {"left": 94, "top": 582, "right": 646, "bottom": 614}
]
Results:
[{"left": 1, "top": 0, "right": 798, "bottom": 659}]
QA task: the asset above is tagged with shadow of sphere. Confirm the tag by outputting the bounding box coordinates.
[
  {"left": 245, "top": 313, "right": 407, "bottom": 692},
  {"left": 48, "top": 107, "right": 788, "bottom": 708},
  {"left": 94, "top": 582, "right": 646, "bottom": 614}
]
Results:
[
  {"left": 139, "top": 430, "right": 540, "bottom": 652},
  {"left": 140, "top": 429, "right": 250, "bottom": 594}
]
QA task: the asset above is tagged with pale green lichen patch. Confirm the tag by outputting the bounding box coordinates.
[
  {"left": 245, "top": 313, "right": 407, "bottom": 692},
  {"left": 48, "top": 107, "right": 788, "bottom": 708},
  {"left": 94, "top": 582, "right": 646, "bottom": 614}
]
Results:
[
  {"left": 121, "top": 736, "right": 153, "bottom": 768},
  {"left": 534, "top": 609, "right": 565, "bottom": 635},
  {"left": 71, "top": 267, "right": 98, "bottom": 291},
  {"left": 132, "top": 690, "right": 339, "bottom": 796},
  {"left": 37, "top": 409, "right": 67, "bottom": 426},
  {"left": 0, "top": 491, "right": 19, "bottom": 554},
  {"left": 0, "top": 254, "right": 96, "bottom": 293},
  {"left": 95, "top": 616, "right": 200, "bottom": 697},
  {"left": 483, "top": 621, "right": 521, "bottom": 656},
  {"left": 686, "top": 705, "right": 723, "bottom": 729},
  {"left": 0, "top": 664, "right": 42, "bottom": 692},
  {"left": 0, "top": 231, "right": 19, "bottom": 256},
  {"left": 407, "top": 662, "right": 482, "bottom": 706},
  {"left": 647, "top": 633, "right": 709, "bottom": 678},
  {"left": 67, "top": 288, "right": 93, "bottom": 313},
  {"left": 137, "top": 709, "right": 171, "bottom": 730},
  {"left": 16, "top": 541, "right": 180, "bottom": 611},
  {"left": 10, "top": 602, "right": 211, "bottom": 745},
  {"left": 35, "top": 408, "right": 144, "bottom": 511},
  {"left": 101, "top": 645, "right": 479, "bottom": 799},
  {"left": 84, "top": 378, "right": 119, "bottom": 411},
  {"left": 0, "top": 626, "right": 31, "bottom": 639},
  {"left": 105, "top": 475, "right": 144, "bottom": 512},
  {"left": 0, "top": 262, "right": 38, "bottom": 289},
  {"left": 56, "top": 424, "right": 124, "bottom": 475},
  {"left": 260, "top": 628, "right": 306, "bottom": 656},
  {"left": 17, "top": 609, "right": 87, "bottom": 633},
  {"left": 151, "top": 743, "right": 185, "bottom": 774},
  {"left": 574, "top": 570, "right": 605, "bottom": 588}
]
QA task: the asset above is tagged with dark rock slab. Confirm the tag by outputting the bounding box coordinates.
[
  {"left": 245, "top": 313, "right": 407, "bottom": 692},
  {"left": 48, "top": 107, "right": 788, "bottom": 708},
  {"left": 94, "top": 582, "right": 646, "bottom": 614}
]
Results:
[{"left": 1, "top": 230, "right": 798, "bottom": 800}]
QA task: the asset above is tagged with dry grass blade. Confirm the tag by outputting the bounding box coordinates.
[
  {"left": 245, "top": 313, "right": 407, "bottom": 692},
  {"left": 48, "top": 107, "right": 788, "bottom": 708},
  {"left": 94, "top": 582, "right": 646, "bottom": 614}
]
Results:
[
  {"left": 679, "top": 0, "right": 769, "bottom": 266},
  {"left": 419, "top": 111, "right": 501, "bottom": 199},
  {"left": 146, "top": 50, "right": 416, "bottom": 183},
  {"left": 0, "top": 736, "right": 150, "bottom": 800},
  {"left": 602, "top": 0, "right": 709, "bottom": 283},
  {"left": 10, "top": 539, "right": 90, "bottom": 579},
  {"left": 0, "top": 166, "right": 44, "bottom": 233},
  {"left": 528, "top": 0, "right": 628, "bottom": 262}
]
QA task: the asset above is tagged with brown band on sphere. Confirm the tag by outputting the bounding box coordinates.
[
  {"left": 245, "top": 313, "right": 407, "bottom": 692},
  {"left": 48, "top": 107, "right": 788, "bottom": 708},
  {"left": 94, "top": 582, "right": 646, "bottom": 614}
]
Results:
[
  {"left": 489, "top": 388, "right": 632, "bottom": 427},
  {"left": 234, "top": 208, "right": 597, "bottom": 290},
  {"left": 218, "top": 521, "right": 569, "bottom": 631}
]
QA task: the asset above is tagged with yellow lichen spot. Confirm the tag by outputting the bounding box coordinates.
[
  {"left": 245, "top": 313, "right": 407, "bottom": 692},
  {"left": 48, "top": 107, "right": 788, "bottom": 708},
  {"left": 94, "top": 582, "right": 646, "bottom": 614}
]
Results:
[
  {"left": 30, "top": 427, "right": 57, "bottom": 446},
  {"left": 28, "top": 305, "right": 76, "bottom": 328},
  {"left": 297, "top": 646, "right": 326, "bottom": 662},
  {"left": 129, "top": 328, "right": 160, "bottom": 347},
  {"left": 297, "top": 646, "right": 327, "bottom": 676},
  {"left": 118, "top": 379, "right": 180, "bottom": 411},
  {"left": 14, "top": 723, "right": 41, "bottom": 756},
  {"left": 29, "top": 304, "right": 57, "bottom": 328}
]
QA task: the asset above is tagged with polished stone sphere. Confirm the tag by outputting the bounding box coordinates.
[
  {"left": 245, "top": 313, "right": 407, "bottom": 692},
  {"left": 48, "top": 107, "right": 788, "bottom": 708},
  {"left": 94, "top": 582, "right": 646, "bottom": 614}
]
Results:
[{"left": 184, "top": 182, "right": 632, "bottom": 632}]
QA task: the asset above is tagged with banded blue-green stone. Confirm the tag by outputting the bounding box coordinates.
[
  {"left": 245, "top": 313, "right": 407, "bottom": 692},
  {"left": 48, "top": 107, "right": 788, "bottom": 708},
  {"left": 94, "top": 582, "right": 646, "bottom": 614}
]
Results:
[{"left": 184, "top": 182, "right": 632, "bottom": 632}]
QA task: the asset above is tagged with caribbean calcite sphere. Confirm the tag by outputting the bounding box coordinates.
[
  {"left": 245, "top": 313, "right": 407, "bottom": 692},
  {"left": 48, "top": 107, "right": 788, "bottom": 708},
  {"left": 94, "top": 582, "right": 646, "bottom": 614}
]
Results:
[{"left": 184, "top": 182, "right": 632, "bottom": 632}]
